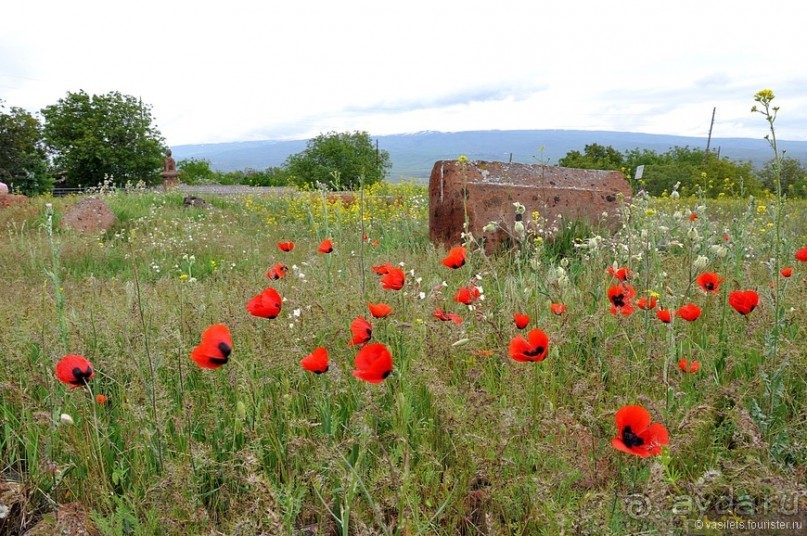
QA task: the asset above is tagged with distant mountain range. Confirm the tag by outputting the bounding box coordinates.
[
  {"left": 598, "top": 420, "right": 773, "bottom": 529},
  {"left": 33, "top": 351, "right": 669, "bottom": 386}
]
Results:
[{"left": 172, "top": 129, "right": 807, "bottom": 181}]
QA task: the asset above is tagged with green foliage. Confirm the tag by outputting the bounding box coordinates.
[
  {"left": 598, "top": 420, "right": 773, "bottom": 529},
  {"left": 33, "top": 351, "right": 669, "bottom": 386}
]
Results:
[
  {"left": 41, "top": 91, "right": 165, "bottom": 188},
  {"left": 0, "top": 100, "right": 54, "bottom": 195},
  {"left": 558, "top": 143, "right": 625, "bottom": 170},
  {"left": 284, "top": 130, "right": 390, "bottom": 190},
  {"left": 178, "top": 158, "right": 291, "bottom": 187},
  {"left": 219, "top": 167, "right": 291, "bottom": 187},
  {"left": 758, "top": 156, "right": 807, "bottom": 197},
  {"left": 178, "top": 158, "right": 218, "bottom": 184},
  {"left": 561, "top": 143, "right": 766, "bottom": 197}
]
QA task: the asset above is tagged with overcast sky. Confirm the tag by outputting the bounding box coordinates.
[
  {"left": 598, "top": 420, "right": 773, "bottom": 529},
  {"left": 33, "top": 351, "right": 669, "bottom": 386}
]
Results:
[{"left": 3, "top": 0, "right": 806, "bottom": 146}]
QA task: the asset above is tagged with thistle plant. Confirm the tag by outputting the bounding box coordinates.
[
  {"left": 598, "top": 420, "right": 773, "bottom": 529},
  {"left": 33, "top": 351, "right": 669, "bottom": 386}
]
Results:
[{"left": 752, "top": 90, "right": 785, "bottom": 362}]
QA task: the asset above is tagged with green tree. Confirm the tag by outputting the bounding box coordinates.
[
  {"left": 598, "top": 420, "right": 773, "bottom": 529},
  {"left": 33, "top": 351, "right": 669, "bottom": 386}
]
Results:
[
  {"left": 41, "top": 90, "right": 165, "bottom": 188},
  {"left": 0, "top": 100, "right": 53, "bottom": 195},
  {"left": 283, "top": 130, "right": 390, "bottom": 190},
  {"left": 178, "top": 158, "right": 218, "bottom": 184},
  {"left": 564, "top": 143, "right": 764, "bottom": 197},
  {"left": 558, "top": 143, "right": 625, "bottom": 170},
  {"left": 759, "top": 156, "right": 807, "bottom": 198}
]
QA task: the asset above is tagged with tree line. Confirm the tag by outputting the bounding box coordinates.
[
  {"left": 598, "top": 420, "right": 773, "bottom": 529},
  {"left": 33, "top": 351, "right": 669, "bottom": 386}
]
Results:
[
  {"left": 177, "top": 131, "right": 391, "bottom": 191},
  {"left": 2, "top": 90, "right": 804, "bottom": 197},
  {"left": 558, "top": 143, "right": 806, "bottom": 198},
  {"left": 1, "top": 91, "right": 390, "bottom": 195}
]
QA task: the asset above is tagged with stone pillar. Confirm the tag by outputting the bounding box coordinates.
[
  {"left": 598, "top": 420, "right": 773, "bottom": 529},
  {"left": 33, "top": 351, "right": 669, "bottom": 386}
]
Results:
[{"left": 160, "top": 148, "right": 180, "bottom": 191}]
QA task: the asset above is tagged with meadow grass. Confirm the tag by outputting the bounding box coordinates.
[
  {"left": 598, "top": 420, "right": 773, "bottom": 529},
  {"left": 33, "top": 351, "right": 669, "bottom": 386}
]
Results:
[{"left": 0, "top": 184, "right": 805, "bottom": 535}]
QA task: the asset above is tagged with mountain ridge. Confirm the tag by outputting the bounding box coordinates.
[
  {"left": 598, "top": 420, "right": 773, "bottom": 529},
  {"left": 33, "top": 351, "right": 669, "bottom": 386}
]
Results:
[{"left": 172, "top": 129, "right": 807, "bottom": 180}]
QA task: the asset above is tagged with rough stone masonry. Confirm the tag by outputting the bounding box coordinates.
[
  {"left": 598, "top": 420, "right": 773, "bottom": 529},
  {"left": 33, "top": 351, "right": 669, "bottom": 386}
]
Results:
[{"left": 429, "top": 160, "right": 632, "bottom": 252}]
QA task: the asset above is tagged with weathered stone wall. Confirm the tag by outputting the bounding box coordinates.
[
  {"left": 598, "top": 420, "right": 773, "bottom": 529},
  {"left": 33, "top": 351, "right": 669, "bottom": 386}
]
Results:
[{"left": 429, "top": 160, "right": 631, "bottom": 251}]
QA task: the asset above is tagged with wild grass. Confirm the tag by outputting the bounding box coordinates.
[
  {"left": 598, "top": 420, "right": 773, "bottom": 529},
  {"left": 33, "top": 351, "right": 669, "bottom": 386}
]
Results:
[{"left": 0, "top": 184, "right": 805, "bottom": 535}]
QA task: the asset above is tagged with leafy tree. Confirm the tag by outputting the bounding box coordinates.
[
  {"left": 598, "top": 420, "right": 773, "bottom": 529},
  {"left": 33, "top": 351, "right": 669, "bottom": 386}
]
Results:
[
  {"left": 561, "top": 143, "right": 764, "bottom": 197},
  {"left": 178, "top": 158, "right": 218, "bottom": 184},
  {"left": 233, "top": 167, "right": 291, "bottom": 187},
  {"left": 758, "top": 156, "right": 807, "bottom": 198},
  {"left": 41, "top": 90, "right": 165, "bottom": 188},
  {"left": 0, "top": 101, "right": 53, "bottom": 195},
  {"left": 558, "top": 143, "right": 624, "bottom": 171},
  {"left": 284, "top": 131, "right": 390, "bottom": 190}
]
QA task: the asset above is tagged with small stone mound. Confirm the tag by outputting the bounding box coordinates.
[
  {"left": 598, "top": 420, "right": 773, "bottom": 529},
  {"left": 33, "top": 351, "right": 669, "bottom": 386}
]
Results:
[
  {"left": 61, "top": 197, "right": 116, "bottom": 233},
  {"left": 183, "top": 195, "right": 209, "bottom": 208},
  {"left": 24, "top": 502, "right": 100, "bottom": 536},
  {"left": 0, "top": 193, "right": 28, "bottom": 208}
]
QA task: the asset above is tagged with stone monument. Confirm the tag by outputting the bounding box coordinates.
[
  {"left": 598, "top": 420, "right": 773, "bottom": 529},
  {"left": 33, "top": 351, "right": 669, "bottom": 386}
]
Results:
[
  {"left": 160, "top": 149, "right": 180, "bottom": 191},
  {"left": 429, "top": 160, "right": 632, "bottom": 253}
]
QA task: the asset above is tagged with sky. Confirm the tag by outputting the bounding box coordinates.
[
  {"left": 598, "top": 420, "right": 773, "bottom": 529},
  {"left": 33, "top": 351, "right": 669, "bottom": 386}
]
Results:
[{"left": 3, "top": 0, "right": 807, "bottom": 146}]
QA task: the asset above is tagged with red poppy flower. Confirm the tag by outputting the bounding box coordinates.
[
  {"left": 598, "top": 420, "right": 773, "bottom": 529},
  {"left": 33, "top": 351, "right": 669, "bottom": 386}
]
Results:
[
  {"left": 380, "top": 267, "right": 405, "bottom": 290},
  {"left": 318, "top": 238, "right": 333, "bottom": 253},
  {"left": 550, "top": 303, "right": 567, "bottom": 315},
  {"left": 55, "top": 354, "right": 95, "bottom": 388},
  {"left": 371, "top": 240, "right": 379, "bottom": 247},
  {"left": 636, "top": 295, "right": 657, "bottom": 310},
  {"left": 433, "top": 307, "right": 463, "bottom": 324},
  {"left": 368, "top": 302, "right": 392, "bottom": 318},
  {"left": 689, "top": 212, "right": 698, "bottom": 221},
  {"left": 656, "top": 308, "right": 672, "bottom": 324},
  {"left": 780, "top": 267, "right": 792, "bottom": 278},
  {"left": 608, "top": 283, "right": 636, "bottom": 316},
  {"left": 352, "top": 342, "right": 393, "bottom": 383},
  {"left": 266, "top": 263, "right": 288, "bottom": 280},
  {"left": 246, "top": 287, "right": 282, "bottom": 319},
  {"left": 508, "top": 328, "right": 550, "bottom": 362},
  {"left": 678, "top": 358, "right": 700, "bottom": 373},
  {"left": 277, "top": 241, "right": 295, "bottom": 252},
  {"left": 301, "top": 347, "right": 329, "bottom": 374},
  {"left": 96, "top": 394, "right": 109, "bottom": 404},
  {"left": 696, "top": 272, "right": 725, "bottom": 293},
  {"left": 513, "top": 312, "right": 529, "bottom": 329},
  {"left": 722, "top": 234, "right": 730, "bottom": 242},
  {"left": 372, "top": 262, "right": 393, "bottom": 275},
  {"left": 454, "top": 285, "right": 481, "bottom": 305},
  {"left": 611, "top": 405, "right": 669, "bottom": 457},
  {"left": 191, "top": 324, "right": 232, "bottom": 369},
  {"left": 676, "top": 303, "right": 701, "bottom": 322},
  {"left": 607, "top": 266, "right": 631, "bottom": 281},
  {"left": 348, "top": 316, "right": 373, "bottom": 345},
  {"left": 795, "top": 246, "right": 807, "bottom": 262},
  {"left": 728, "top": 290, "right": 759, "bottom": 315},
  {"left": 441, "top": 246, "right": 467, "bottom": 269}
]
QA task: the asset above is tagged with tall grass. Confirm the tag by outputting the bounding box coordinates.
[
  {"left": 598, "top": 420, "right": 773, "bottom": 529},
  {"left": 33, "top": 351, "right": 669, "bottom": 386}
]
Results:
[{"left": 0, "top": 177, "right": 804, "bottom": 534}]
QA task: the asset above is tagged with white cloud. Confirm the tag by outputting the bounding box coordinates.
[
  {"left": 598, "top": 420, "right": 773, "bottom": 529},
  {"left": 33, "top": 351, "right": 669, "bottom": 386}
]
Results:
[{"left": 2, "top": 0, "right": 805, "bottom": 144}]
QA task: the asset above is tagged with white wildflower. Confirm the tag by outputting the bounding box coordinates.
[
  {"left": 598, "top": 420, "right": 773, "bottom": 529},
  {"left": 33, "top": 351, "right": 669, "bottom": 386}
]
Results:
[{"left": 693, "top": 255, "right": 709, "bottom": 269}]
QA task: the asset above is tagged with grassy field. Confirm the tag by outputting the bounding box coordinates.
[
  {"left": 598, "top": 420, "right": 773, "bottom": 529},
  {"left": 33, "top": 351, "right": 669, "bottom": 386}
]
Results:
[{"left": 1, "top": 182, "right": 805, "bottom": 535}]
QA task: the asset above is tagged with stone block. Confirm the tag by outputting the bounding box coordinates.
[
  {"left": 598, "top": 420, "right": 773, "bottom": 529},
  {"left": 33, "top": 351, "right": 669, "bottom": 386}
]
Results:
[{"left": 429, "top": 160, "right": 631, "bottom": 251}]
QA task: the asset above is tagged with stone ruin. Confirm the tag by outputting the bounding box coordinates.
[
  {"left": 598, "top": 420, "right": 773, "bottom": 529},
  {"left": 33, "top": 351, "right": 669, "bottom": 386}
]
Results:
[
  {"left": 183, "top": 195, "right": 209, "bottom": 208},
  {"left": 429, "top": 160, "right": 631, "bottom": 252},
  {"left": 60, "top": 197, "right": 116, "bottom": 233}
]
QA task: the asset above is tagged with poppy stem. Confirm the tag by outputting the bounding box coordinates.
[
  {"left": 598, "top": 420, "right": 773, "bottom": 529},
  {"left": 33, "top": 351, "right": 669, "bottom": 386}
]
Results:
[
  {"left": 358, "top": 175, "right": 367, "bottom": 301},
  {"left": 176, "top": 282, "right": 196, "bottom": 475},
  {"left": 129, "top": 243, "right": 164, "bottom": 472},
  {"left": 83, "top": 383, "right": 111, "bottom": 509}
]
